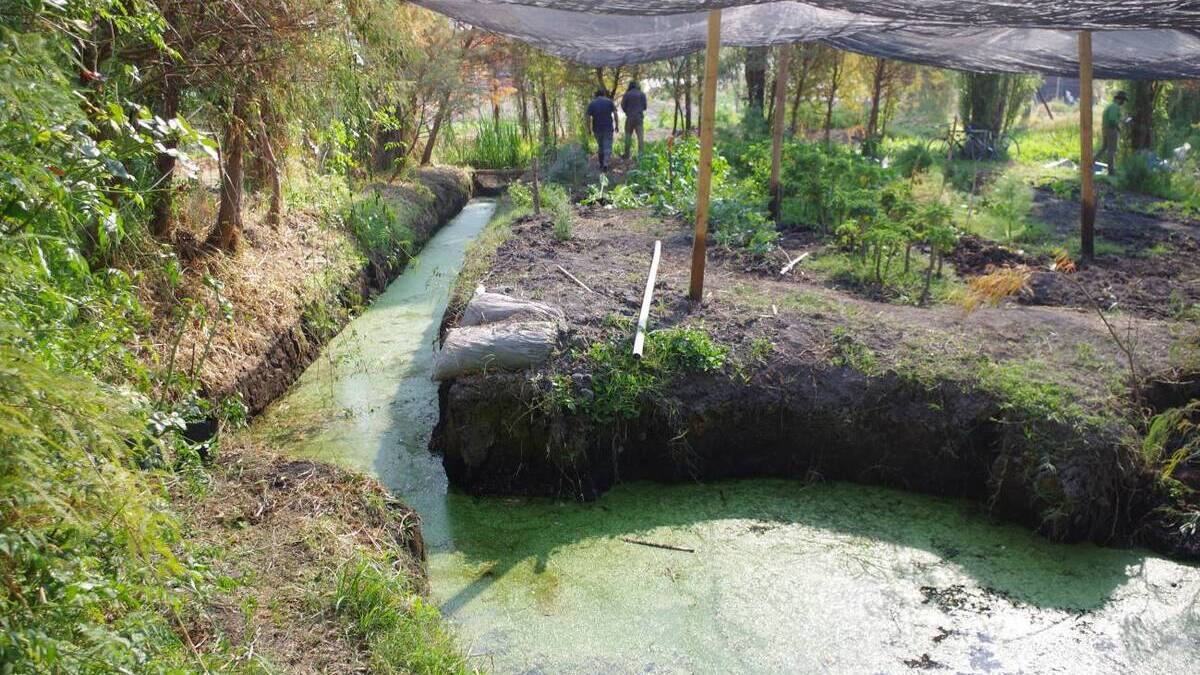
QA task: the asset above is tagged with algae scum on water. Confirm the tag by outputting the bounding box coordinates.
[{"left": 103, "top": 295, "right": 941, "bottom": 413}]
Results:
[{"left": 254, "top": 200, "right": 1200, "bottom": 674}]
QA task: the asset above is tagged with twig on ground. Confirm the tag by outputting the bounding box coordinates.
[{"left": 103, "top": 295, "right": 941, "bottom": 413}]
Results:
[
  {"left": 555, "top": 265, "right": 596, "bottom": 294},
  {"left": 621, "top": 537, "right": 694, "bottom": 553}
]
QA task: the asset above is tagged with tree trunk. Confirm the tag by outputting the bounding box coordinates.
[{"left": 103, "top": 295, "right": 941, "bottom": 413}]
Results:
[
  {"left": 790, "top": 46, "right": 811, "bottom": 136},
  {"left": 823, "top": 53, "right": 843, "bottom": 146},
  {"left": 208, "top": 106, "right": 246, "bottom": 252},
  {"left": 150, "top": 73, "right": 181, "bottom": 238},
  {"left": 422, "top": 90, "right": 453, "bottom": 166},
  {"left": 539, "top": 79, "right": 551, "bottom": 146},
  {"left": 768, "top": 45, "right": 791, "bottom": 221},
  {"left": 684, "top": 55, "right": 694, "bottom": 132},
  {"left": 865, "top": 58, "right": 886, "bottom": 139},
  {"left": 961, "top": 73, "right": 1006, "bottom": 132},
  {"left": 1128, "top": 80, "right": 1159, "bottom": 152},
  {"left": 259, "top": 109, "right": 282, "bottom": 228},
  {"left": 744, "top": 46, "right": 769, "bottom": 124},
  {"left": 518, "top": 86, "right": 530, "bottom": 140},
  {"left": 609, "top": 66, "right": 622, "bottom": 98}
]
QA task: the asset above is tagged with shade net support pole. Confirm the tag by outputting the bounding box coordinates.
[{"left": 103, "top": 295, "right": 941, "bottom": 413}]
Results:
[
  {"left": 689, "top": 9, "right": 722, "bottom": 302},
  {"left": 1079, "top": 30, "right": 1095, "bottom": 261}
]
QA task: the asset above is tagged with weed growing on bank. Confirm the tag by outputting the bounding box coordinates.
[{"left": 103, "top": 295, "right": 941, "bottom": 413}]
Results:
[
  {"left": 544, "top": 327, "right": 727, "bottom": 422},
  {"left": 333, "top": 558, "right": 471, "bottom": 674}
]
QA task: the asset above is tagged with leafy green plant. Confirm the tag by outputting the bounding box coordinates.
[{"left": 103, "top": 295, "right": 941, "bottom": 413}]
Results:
[
  {"left": 342, "top": 193, "right": 415, "bottom": 268},
  {"left": 919, "top": 202, "right": 957, "bottom": 306},
  {"left": 988, "top": 173, "right": 1034, "bottom": 241},
  {"left": 581, "top": 174, "right": 610, "bottom": 206},
  {"left": 0, "top": 344, "right": 205, "bottom": 672},
  {"left": 572, "top": 327, "right": 728, "bottom": 422},
  {"left": 829, "top": 326, "right": 878, "bottom": 374},
  {"left": 893, "top": 143, "right": 934, "bottom": 178}
]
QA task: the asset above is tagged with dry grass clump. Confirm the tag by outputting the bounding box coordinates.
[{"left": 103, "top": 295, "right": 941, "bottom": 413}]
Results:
[
  {"left": 139, "top": 191, "right": 362, "bottom": 403},
  {"left": 178, "top": 440, "right": 429, "bottom": 673},
  {"left": 959, "top": 265, "right": 1033, "bottom": 313}
]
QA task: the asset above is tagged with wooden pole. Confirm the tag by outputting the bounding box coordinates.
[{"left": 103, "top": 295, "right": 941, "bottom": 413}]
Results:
[
  {"left": 633, "top": 240, "right": 663, "bottom": 358},
  {"left": 1079, "top": 30, "right": 1096, "bottom": 261},
  {"left": 688, "top": 9, "right": 721, "bottom": 302},
  {"left": 531, "top": 156, "right": 541, "bottom": 216},
  {"left": 768, "top": 45, "right": 792, "bottom": 222}
]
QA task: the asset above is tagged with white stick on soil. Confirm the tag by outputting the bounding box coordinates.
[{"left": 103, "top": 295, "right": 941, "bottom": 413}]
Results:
[
  {"left": 633, "top": 240, "right": 663, "bottom": 359},
  {"left": 556, "top": 265, "right": 595, "bottom": 294},
  {"left": 780, "top": 251, "right": 809, "bottom": 275}
]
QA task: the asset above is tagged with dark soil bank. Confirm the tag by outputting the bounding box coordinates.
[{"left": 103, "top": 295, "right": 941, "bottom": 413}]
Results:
[
  {"left": 431, "top": 205, "right": 1199, "bottom": 558},
  {"left": 226, "top": 168, "right": 470, "bottom": 414}
]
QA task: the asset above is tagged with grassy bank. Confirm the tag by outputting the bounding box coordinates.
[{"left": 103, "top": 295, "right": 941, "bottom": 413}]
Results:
[{"left": 1, "top": 168, "right": 474, "bottom": 672}]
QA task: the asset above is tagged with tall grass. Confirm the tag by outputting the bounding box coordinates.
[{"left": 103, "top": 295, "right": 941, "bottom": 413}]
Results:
[
  {"left": 333, "top": 558, "right": 471, "bottom": 674},
  {"left": 443, "top": 120, "right": 532, "bottom": 170}
]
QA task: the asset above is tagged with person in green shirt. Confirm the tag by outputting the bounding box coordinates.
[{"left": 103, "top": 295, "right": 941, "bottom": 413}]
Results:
[{"left": 1098, "top": 90, "right": 1127, "bottom": 175}]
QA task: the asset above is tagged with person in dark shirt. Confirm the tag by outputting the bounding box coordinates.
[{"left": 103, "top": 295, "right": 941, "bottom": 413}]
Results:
[
  {"left": 620, "top": 81, "right": 648, "bottom": 159},
  {"left": 585, "top": 88, "right": 619, "bottom": 170}
]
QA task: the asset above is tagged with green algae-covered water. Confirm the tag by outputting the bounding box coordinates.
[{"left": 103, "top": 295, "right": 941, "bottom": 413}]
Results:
[{"left": 254, "top": 200, "right": 1200, "bottom": 673}]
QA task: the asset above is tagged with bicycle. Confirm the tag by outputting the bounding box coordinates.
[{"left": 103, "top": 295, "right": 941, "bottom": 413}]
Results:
[{"left": 926, "top": 124, "right": 1020, "bottom": 162}]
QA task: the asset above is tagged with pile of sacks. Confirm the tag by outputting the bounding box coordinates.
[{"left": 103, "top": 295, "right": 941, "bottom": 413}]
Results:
[{"left": 432, "top": 286, "right": 564, "bottom": 380}]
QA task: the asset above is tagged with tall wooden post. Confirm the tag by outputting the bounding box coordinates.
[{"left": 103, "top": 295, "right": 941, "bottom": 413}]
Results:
[
  {"left": 689, "top": 9, "right": 722, "bottom": 302},
  {"left": 768, "top": 45, "right": 792, "bottom": 222},
  {"left": 1079, "top": 31, "right": 1096, "bottom": 261}
]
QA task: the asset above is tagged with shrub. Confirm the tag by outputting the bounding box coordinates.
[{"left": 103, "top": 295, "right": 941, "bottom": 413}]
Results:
[
  {"left": 710, "top": 198, "right": 778, "bottom": 254},
  {"left": 539, "top": 182, "right": 573, "bottom": 241},
  {"left": 987, "top": 173, "right": 1034, "bottom": 241},
  {"left": 1116, "top": 152, "right": 1177, "bottom": 198},
  {"left": 893, "top": 143, "right": 934, "bottom": 178},
  {"left": 545, "top": 143, "right": 590, "bottom": 188},
  {"left": 507, "top": 181, "right": 534, "bottom": 210},
  {"left": 343, "top": 193, "right": 415, "bottom": 268}
]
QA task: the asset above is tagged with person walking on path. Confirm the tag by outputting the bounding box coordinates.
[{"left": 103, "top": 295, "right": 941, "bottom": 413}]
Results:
[
  {"left": 1098, "top": 90, "right": 1127, "bottom": 175},
  {"left": 586, "top": 88, "right": 619, "bottom": 171},
  {"left": 620, "top": 81, "right": 648, "bottom": 159}
]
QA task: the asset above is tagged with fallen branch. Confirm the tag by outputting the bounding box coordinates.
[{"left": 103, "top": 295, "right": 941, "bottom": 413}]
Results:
[
  {"left": 556, "top": 265, "right": 595, "bottom": 294},
  {"left": 620, "top": 537, "right": 694, "bottom": 553},
  {"left": 780, "top": 251, "right": 809, "bottom": 276},
  {"left": 633, "top": 240, "right": 663, "bottom": 358}
]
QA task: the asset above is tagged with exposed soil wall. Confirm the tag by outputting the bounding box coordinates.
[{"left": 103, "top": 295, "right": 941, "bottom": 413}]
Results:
[{"left": 434, "top": 361, "right": 1131, "bottom": 544}]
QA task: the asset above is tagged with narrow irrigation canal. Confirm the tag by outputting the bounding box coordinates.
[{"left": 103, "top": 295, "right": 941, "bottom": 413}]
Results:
[{"left": 253, "top": 199, "right": 1200, "bottom": 673}]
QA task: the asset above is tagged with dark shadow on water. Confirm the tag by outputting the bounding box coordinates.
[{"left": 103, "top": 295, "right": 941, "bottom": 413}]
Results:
[{"left": 436, "top": 478, "right": 1166, "bottom": 615}]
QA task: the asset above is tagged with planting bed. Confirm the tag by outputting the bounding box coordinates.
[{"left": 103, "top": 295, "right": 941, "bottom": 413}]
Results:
[
  {"left": 431, "top": 204, "right": 1200, "bottom": 557},
  {"left": 950, "top": 187, "right": 1200, "bottom": 320}
]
